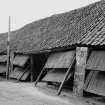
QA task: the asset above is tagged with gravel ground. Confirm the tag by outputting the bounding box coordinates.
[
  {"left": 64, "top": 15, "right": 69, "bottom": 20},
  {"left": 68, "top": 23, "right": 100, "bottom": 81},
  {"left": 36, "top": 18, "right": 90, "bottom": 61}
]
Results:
[
  {"left": 0, "top": 81, "right": 74, "bottom": 105},
  {"left": 0, "top": 81, "right": 104, "bottom": 105}
]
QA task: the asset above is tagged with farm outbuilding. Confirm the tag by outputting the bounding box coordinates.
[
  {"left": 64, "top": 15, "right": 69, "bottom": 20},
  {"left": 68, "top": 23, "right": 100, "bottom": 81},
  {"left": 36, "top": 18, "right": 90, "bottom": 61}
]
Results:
[{"left": 0, "top": 0, "right": 105, "bottom": 97}]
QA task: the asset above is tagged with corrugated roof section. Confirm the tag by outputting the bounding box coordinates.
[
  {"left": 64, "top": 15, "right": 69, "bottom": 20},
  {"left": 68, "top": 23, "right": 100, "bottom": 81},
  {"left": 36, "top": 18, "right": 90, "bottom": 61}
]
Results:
[{"left": 86, "top": 51, "right": 105, "bottom": 71}]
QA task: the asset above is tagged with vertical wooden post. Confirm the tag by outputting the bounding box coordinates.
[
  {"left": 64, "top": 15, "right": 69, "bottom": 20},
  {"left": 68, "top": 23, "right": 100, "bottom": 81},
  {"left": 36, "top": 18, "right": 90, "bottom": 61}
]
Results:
[
  {"left": 73, "top": 47, "right": 88, "bottom": 96},
  {"left": 6, "top": 16, "right": 11, "bottom": 80},
  {"left": 30, "top": 55, "right": 33, "bottom": 82},
  {"left": 35, "top": 67, "right": 45, "bottom": 86},
  {"left": 10, "top": 52, "right": 14, "bottom": 73}
]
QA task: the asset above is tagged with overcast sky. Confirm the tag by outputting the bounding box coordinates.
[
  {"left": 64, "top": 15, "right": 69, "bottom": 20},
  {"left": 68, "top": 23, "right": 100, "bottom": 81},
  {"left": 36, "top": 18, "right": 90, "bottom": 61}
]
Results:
[{"left": 0, "top": 0, "right": 99, "bottom": 33}]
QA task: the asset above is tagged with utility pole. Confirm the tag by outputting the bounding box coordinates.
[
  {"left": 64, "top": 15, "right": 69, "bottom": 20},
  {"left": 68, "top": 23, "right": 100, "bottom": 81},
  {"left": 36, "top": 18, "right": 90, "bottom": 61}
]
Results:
[{"left": 6, "top": 16, "right": 11, "bottom": 80}]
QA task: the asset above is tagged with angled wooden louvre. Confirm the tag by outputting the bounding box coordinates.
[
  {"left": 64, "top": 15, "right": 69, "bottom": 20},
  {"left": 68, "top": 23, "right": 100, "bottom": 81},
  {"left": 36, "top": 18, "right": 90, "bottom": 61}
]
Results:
[
  {"left": 43, "top": 51, "right": 75, "bottom": 82},
  {"left": 85, "top": 50, "right": 105, "bottom": 96},
  {"left": 45, "top": 51, "right": 75, "bottom": 68},
  {"left": 43, "top": 69, "right": 67, "bottom": 83},
  {"left": 85, "top": 71, "right": 105, "bottom": 96},
  {"left": 9, "top": 67, "right": 30, "bottom": 80},
  {"left": 0, "top": 65, "right": 7, "bottom": 73},
  {"left": 13, "top": 55, "right": 29, "bottom": 67},
  {"left": 86, "top": 51, "right": 105, "bottom": 71},
  {"left": 0, "top": 55, "right": 7, "bottom": 63}
]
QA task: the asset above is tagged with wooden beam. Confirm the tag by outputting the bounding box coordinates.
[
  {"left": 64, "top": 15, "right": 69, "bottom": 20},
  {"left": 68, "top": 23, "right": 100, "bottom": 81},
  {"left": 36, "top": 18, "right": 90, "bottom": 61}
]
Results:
[
  {"left": 34, "top": 67, "right": 45, "bottom": 86},
  {"left": 6, "top": 16, "right": 11, "bottom": 80},
  {"left": 30, "top": 55, "right": 34, "bottom": 82},
  {"left": 17, "top": 69, "right": 29, "bottom": 82},
  {"left": 73, "top": 47, "right": 88, "bottom": 96},
  {"left": 10, "top": 52, "right": 14, "bottom": 73},
  {"left": 83, "top": 71, "right": 94, "bottom": 90},
  {"left": 57, "top": 56, "right": 75, "bottom": 95},
  {"left": 57, "top": 72, "right": 73, "bottom": 95}
]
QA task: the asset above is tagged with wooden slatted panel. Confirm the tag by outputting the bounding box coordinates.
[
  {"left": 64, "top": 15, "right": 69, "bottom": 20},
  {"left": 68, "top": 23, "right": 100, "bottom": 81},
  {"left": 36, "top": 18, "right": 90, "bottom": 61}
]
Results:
[
  {"left": 21, "top": 71, "right": 30, "bottom": 80},
  {"left": 84, "top": 71, "right": 94, "bottom": 90},
  {"left": 9, "top": 67, "right": 30, "bottom": 80},
  {"left": 42, "top": 69, "right": 67, "bottom": 83},
  {"left": 45, "top": 51, "right": 75, "bottom": 68},
  {"left": 13, "top": 55, "right": 29, "bottom": 67},
  {"left": 0, "top": 65, "right": 6, "bottom": 73},
  {"left": 86, "top": 51, "right": 105, "bottom": 71},
  {"left": 85, "top": 71, "right": 105, "bottom": 96},
  {"left": 0, "top": 55, "right": 7, "bottom": 63},
  {"left": 43, "top": 51, "right": 75, "bottom": 83}
]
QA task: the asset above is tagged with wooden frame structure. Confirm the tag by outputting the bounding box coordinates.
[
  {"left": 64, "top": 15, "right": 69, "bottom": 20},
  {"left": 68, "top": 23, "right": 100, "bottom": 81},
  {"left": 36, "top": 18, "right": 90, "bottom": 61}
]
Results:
[
  {"left": 9, "top": 54, "right": 31, "bottom": 81},
  {"left": 84, "top": 50, "right": 105, "bottom": 96},
  {"left": 35, "top": 50, "right": 75, "bottom": 95}
]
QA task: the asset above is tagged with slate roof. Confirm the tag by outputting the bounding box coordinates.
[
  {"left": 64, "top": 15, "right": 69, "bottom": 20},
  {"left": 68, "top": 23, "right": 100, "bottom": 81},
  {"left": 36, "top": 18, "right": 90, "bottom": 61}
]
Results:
[{"left": 1, "top": 0, "right": 105, "bottom": 53}]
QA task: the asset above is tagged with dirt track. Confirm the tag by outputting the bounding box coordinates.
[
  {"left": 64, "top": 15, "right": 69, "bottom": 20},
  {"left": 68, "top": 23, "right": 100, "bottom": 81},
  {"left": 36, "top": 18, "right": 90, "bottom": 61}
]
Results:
[
  {"left": 0, "top": 81, "right": 74, "bottom": 105},
  {"left": 0, "top": 81, "right": 103, "bottom": 105}
]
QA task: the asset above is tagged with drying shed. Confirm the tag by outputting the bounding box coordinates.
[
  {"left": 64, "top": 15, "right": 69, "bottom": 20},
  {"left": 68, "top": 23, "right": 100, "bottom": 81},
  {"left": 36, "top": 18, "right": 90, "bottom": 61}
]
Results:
[
  {"left": 0, "top": 0, "right": 105, "bottom": 97},
  {"left": 8, "top": 0, "right": 105, "bottom": 96}
]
